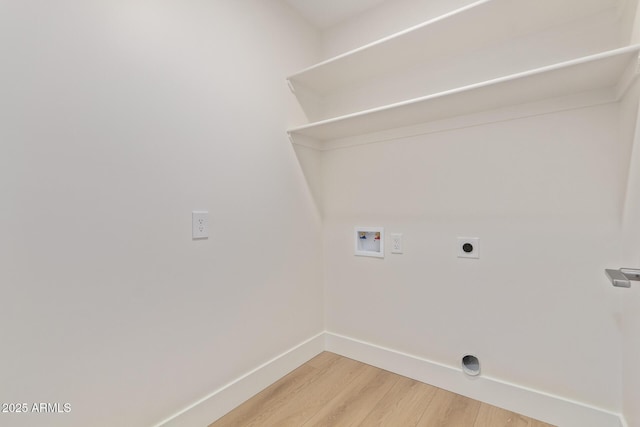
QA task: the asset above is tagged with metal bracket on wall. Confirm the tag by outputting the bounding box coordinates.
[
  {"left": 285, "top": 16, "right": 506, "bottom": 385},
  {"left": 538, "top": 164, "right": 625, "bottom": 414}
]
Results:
[{"left": 605, "top": 268, "right": 640, "bottom": 288}]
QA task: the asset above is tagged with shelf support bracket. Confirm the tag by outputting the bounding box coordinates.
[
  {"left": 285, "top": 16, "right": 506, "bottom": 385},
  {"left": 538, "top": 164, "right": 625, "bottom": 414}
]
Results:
[
  {"left": 286, "top": 79, "right": 295, "bottom": 94},
  {"left": 613, "top": 53, "right": 640, "bottom": 100}
]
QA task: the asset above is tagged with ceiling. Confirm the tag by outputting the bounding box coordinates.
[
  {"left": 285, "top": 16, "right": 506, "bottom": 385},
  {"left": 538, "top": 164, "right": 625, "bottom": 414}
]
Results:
[{"left": 284, "top": 0, "right": 388, "bottom": 29}]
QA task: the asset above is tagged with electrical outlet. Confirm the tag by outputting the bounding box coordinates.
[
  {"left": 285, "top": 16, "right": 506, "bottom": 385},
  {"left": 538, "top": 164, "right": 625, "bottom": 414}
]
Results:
[
  {"left": 458, "top": 237, "right": 479, "bottom": 259},
  {"left": 390, "top": 233, "right": 403, "bottom": 254},
  {"left": 192, "top": 211, "right": 209, "bottom": 239}
]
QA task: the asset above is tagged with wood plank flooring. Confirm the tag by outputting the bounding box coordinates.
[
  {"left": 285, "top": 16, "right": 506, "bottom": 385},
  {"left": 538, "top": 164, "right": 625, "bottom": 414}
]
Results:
[{"left": 210, "top": 352, "right": 555, "bottom": 427}]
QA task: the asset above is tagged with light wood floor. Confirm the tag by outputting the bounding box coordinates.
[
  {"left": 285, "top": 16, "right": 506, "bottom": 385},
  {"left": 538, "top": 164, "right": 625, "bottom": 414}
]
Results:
[{"left": 210, "top": 352, "right": 555, "bottom": 427}]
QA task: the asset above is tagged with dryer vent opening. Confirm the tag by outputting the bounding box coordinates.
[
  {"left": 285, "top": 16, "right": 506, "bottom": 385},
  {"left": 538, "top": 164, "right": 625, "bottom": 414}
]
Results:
[{"left": 461, "top": 354, "right": 480, "bottom": 376}]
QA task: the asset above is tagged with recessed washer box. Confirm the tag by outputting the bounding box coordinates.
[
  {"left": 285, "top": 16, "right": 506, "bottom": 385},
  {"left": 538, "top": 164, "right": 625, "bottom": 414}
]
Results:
[{"left": 355, "top": 227, "right": 384, "bottom": 258}]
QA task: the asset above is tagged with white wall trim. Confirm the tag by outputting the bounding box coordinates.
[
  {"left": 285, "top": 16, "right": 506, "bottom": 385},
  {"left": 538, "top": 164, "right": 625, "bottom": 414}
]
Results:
[
  {"left": 152, "top": 331, "right": 624, "bottom": 427},
  {"left": 152, "top": 332, "right": 325, "bottom": 427},
  {"left": 325, "top": 332, "right": 624, "bottom": 427}
]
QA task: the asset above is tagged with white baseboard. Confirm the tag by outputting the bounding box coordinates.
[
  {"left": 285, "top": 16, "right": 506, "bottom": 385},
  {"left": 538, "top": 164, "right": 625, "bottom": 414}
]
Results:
[
  {"left": 325, "top": 332, "right": 623, "bottom": 427},
  {"left": 152, "top": 331, "right": 624, "bottom": 427},
  {"left": 152, "top": 332, "right": 325, "bottom": 427}
]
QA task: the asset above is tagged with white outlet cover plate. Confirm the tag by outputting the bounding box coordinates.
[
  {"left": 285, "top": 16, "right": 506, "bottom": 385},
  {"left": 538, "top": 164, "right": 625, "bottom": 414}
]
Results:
[
  {"left": 458, "top": 237, "right": 479, "bottom": 259},
  {"left": 192, "top": 211, "right": 209, "bottom": 239},
  {"left": 390, "top": 233, "right": 403, "bottom": 254}
]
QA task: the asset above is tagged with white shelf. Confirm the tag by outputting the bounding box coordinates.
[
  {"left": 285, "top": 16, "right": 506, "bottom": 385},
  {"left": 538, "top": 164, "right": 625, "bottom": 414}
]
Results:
[
  {"left": 287, "top": 46, "right": 640, "bottom": 143},
  {"left": 287, "top": 0, "right": 623, "bottom": 95}
]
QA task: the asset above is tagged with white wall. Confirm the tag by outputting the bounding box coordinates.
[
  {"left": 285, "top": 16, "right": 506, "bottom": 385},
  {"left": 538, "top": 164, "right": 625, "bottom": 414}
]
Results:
[
  {"left": 620, "top": 2, "right": 640, "bottom": 424},
  {"left": 318, "top": 0, "right": 636, "bottom": 415},
  {"left": 322, "top": 104, "right": 627, "bottom": 410},
  {"left": 620, "top": 81, "right": 640, "bottom": 427},
  {"left": 0, "top": 1, "right": 322, "bottom": 426}
]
